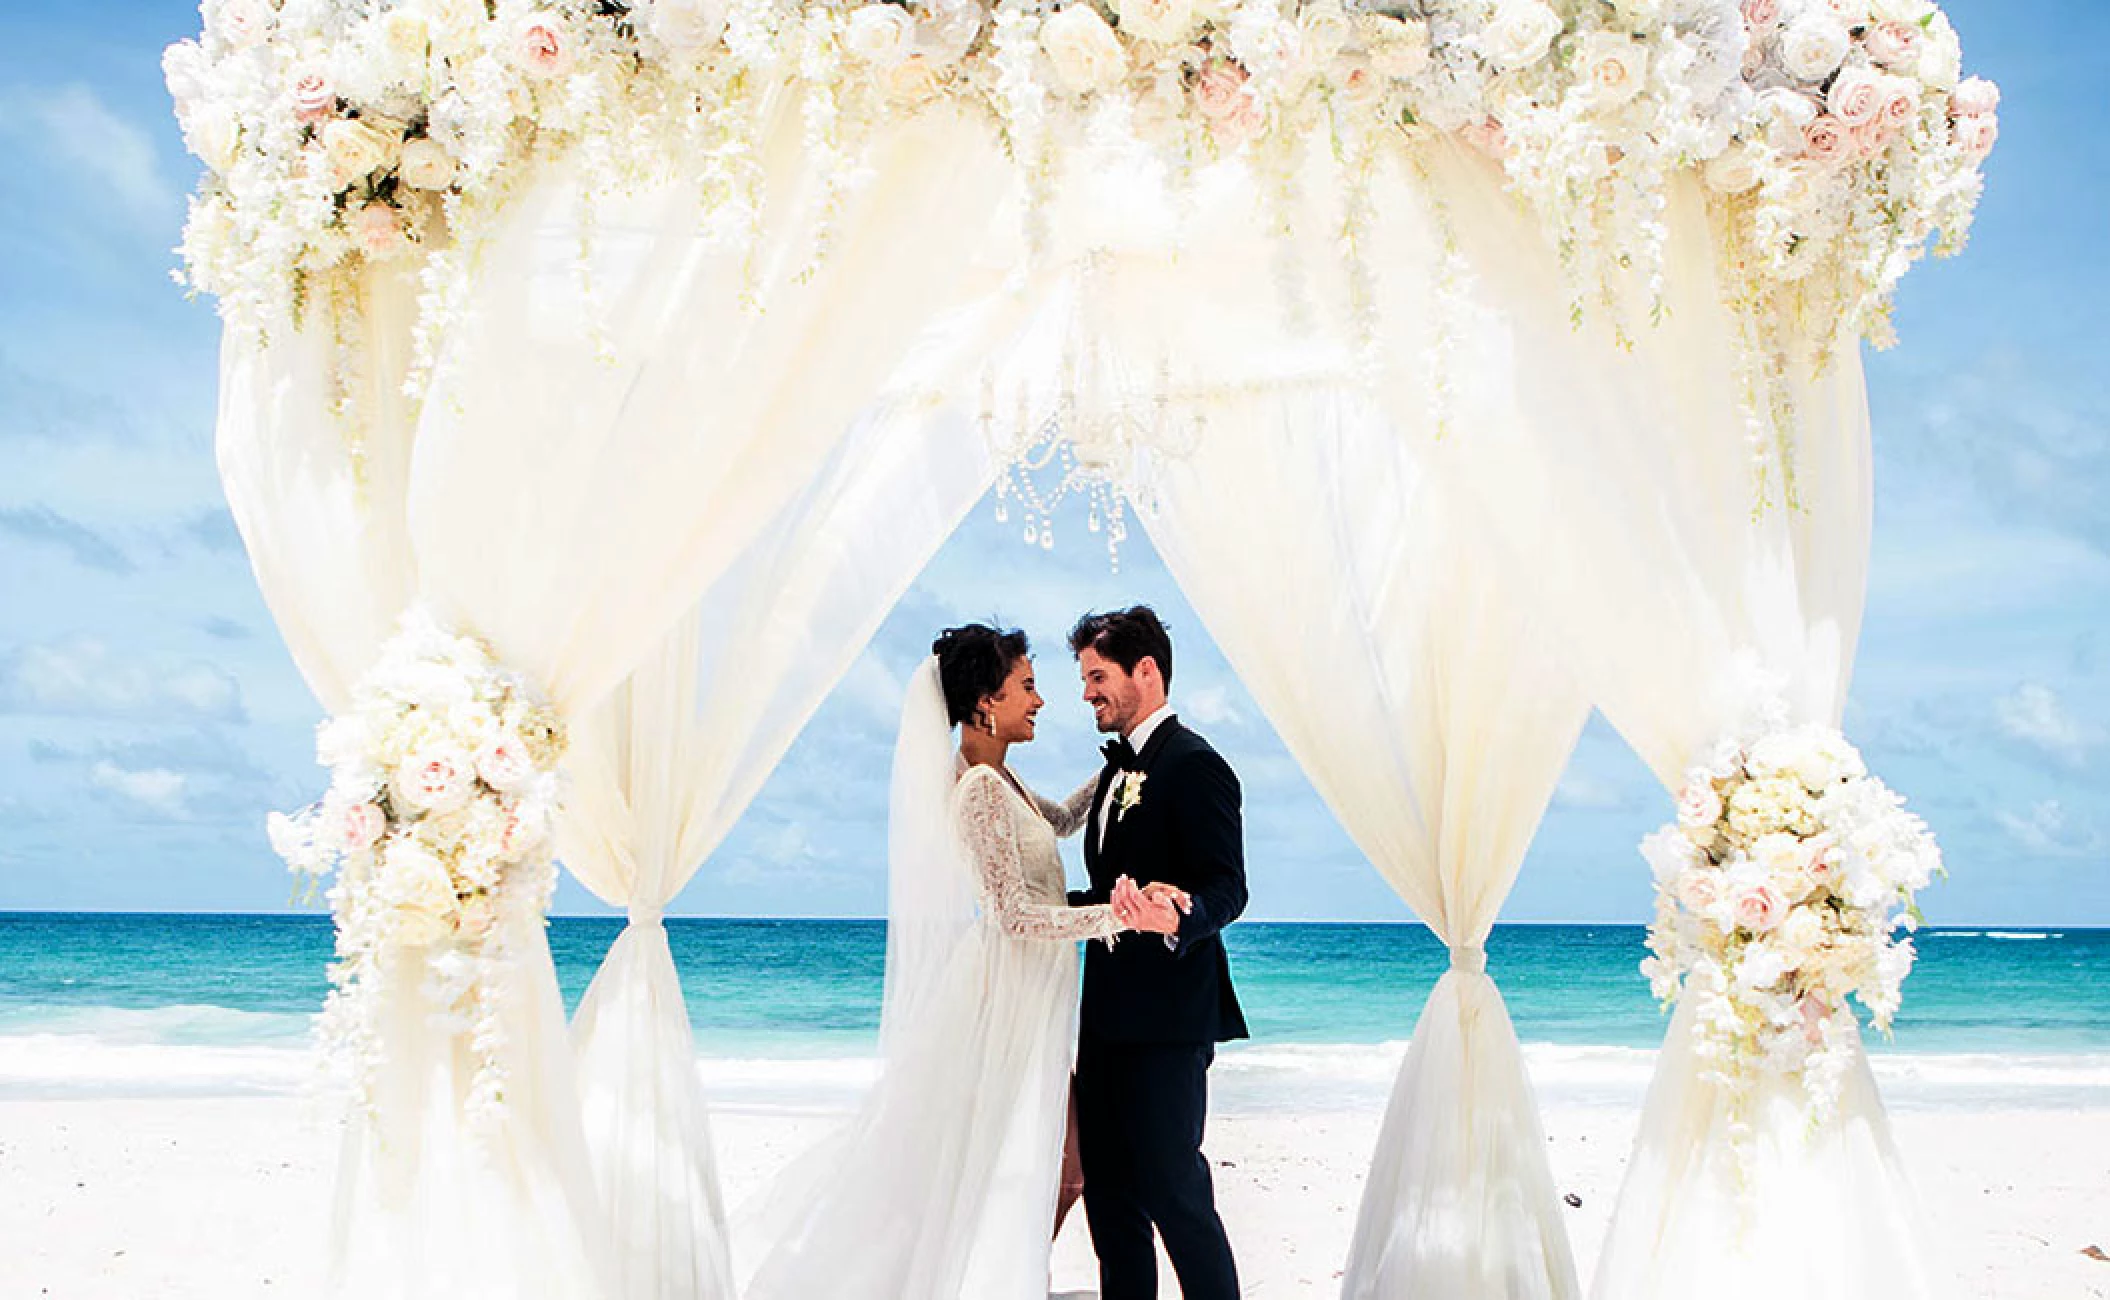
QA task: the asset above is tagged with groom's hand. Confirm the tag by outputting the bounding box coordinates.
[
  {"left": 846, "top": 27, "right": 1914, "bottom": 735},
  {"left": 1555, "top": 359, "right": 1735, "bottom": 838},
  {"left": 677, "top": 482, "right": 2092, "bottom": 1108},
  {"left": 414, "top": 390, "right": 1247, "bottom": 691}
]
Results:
[{"left": 1112, "top": 875, "right": 1183, "bottom": 936}]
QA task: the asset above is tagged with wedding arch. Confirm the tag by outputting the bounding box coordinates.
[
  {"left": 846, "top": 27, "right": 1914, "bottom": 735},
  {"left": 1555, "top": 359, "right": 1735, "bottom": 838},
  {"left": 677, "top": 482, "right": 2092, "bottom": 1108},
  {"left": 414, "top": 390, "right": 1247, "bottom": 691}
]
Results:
[{"left": 168, "top": 0, "right": 1990, "bottom": 1296}]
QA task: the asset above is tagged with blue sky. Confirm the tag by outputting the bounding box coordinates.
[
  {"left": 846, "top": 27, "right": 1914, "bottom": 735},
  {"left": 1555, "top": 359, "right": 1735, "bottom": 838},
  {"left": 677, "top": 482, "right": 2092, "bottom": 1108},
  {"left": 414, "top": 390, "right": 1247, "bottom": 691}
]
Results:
[{"left": 0, "top": 2, "right": 2102, "bottom": 925}]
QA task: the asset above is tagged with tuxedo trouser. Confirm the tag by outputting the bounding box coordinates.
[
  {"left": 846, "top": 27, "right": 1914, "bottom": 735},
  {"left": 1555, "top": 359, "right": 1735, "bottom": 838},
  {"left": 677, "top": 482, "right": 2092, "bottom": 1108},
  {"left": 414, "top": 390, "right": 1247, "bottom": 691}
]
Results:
[{"left": 1075, "top": 1035, "right": 1240, "bottom": 1300}]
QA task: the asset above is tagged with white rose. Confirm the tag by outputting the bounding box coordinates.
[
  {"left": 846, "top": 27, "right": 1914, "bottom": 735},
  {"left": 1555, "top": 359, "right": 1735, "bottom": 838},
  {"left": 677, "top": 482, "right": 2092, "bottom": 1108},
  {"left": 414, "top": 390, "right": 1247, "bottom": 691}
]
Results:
[
  {"left": 381, "top": 837, "right": 459, "bottom": 922},
  {"left": 1950, "top": 75, "right": 1999, "bottom": 118},
  {"left": 1778, "top": 907, "right": 1826, "bottom": 963},
  {"left": 1360, "top": 14, "right": 1430, "bottom": 79},
  {"left": 331, "top": 799, "right": 389, "bottom": 852},
  {"left": 1643, "top": 826, "right": 1702, "bottom": 883},
  {"left": 1778, "top": 17, "right": 1849, "bottom": 83},
  {"left": 845, "top": 4, "right": 917, "bottom": 66},
  {"left": 1820, "top": 0, "right": 1869, "bottom": 25},
  {"left": 398, "top": 137, "right": 456, "bottom": 190},
  {"left": 1579, "top": 31, "right": 1648, "bottom": 105},
  {"left": 913, "top": 0, "right": 983, "bottom": 65},
  {"left": 642, "top": 0, "right": 730, "bottom": 55},
  {"left": 210, "top": 0, "right": 275, "bottom": 49},
  {"left": 1703, "top": 141, "right": 1762, "bottom": 192},
  {"left": 1481, "top": 0, "right": 1561, "bottom": 71},
  {"left": 181, "top": 101, "right": 242, "bottom": 174},
  {"left": 1040, "top": 5, "right": 1127, "bottom": 95},
  {"left": 322, "top": 117, "right": 398, "bottom": 190},
  {"left": 1115, "top": 0, "right": 1194, "bottom": 45},
  {"left": 1296, "top": 1, "right": 1353, "bottom": 66},
  {"left": 1756, "top": 85, "right": 1820, "bottom": 152}
]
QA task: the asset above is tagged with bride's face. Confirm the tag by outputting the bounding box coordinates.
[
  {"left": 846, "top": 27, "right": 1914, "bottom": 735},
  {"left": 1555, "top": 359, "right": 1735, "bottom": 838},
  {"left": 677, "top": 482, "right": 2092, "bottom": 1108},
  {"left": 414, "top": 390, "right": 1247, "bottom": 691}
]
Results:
[{"left": 980, "top": 656, "right": 1044, "bottom": 744}]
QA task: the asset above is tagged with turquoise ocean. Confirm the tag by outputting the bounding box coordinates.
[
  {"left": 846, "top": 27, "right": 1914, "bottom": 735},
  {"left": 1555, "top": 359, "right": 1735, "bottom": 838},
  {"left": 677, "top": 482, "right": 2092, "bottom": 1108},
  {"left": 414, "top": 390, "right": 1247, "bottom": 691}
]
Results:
[{"left": 2, "top": 915, "right": 2104, "bottom": 1113}]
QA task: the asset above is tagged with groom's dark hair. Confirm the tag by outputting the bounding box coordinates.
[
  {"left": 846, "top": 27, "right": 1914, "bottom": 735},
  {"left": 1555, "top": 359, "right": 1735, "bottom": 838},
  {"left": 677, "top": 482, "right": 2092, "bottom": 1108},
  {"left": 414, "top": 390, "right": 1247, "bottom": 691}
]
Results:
[{"left": 1067, "top": 606, "right": 1173, "bottom": 690}]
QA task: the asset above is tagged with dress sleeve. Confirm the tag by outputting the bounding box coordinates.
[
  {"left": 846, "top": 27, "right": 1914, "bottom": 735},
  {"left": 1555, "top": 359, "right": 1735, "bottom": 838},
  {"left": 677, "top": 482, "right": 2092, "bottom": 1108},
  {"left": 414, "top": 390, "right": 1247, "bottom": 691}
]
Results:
[
  {"left": 1031, "top": 775, "right": 1101, "bottom": 840},
  {"left": 956, "top": 771, "right": 1122, "bottom": 944}
]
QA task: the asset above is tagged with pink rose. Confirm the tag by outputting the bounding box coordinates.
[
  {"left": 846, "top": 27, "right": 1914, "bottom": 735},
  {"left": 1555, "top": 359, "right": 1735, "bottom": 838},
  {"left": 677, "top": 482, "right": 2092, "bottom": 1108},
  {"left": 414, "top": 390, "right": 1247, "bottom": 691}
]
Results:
[
  {"left": 513, "top": 12, "right": 575, "bottom": 79},
  {"left": 352, "top": 201, "right": 407, "bottom": 258},
  {"left": 474, "top": 732, "right": 534, "bottom": 793},
  {"left": 1732, "top": 883, "right": 1787, "bottom": 933},
  {"left": 1879, "top": 76, "right": 1917, "bottom": 129},
  {"left": 1192, "top": 59, "right": 1249, "bottom": 121},
  {"left": 501, "top": 805, "right": 550, "bottom": 857},
  {"left": 1676, "top": 778, "right": 1724, "bottom": 832},
  {"left": 1852, "top": 116, "right": 1895, "bottom": 159},
  {"left": 1209, "top": 94, "right": 1264, "bottom": 146},
  {"left": 289, "top": 63, "right": 336, "bottom": 124},
  {"left": 394, "top": 744, "right": 472, "bottom": 813},
  {"left": 1950, "top": 75, "right": 1999, "bottom": 118},
  {"left": 1460, "top": 116, "right": 1509, "bottom": 160},
  {"left": 1827, "top": 66, "right": 1885, "bottom": 126},
  {"left": 335, "top": 801, "right": 387, "bottom": 851},
  {"left": 1862, "top": 20, "right": 1918, "bottom": 69},
  {"left": 1741, "top": 0, "right": 1781, "bottom": 31},
  {"left": 1952, "top": 112, "right": 1997, "bottom": 160}
]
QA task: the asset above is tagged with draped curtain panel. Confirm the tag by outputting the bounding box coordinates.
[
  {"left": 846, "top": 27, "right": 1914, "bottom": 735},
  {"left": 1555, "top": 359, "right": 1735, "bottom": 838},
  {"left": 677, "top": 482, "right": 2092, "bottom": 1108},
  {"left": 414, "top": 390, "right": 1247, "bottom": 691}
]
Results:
[
  {"left": 557, "top": 404, "right": 1000, "bottom": 1299},
  {"left": 1144, "top": 390, "right": 1588, "bottom": 1300},
  {"left": 1385, "top": 146, "right": 1927, "bottom": 1300},
  {"left": 218, "top": 96, "right": 1012, "bottom": 1299}
]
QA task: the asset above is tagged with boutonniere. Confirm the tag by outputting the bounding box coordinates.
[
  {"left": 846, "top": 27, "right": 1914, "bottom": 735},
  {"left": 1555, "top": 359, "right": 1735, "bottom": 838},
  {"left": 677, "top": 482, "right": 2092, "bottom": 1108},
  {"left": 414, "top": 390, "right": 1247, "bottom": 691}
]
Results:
[{"left": 1113, "top": 770, "right": 1148, "bottom": 820}]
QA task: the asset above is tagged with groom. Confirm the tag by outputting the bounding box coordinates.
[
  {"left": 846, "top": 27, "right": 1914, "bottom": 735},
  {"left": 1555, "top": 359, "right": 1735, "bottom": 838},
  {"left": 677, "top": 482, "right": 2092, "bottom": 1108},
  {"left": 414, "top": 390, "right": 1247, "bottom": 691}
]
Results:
[{"left": 1068, "top": 606, "right": 1246, "bottom": 1300}]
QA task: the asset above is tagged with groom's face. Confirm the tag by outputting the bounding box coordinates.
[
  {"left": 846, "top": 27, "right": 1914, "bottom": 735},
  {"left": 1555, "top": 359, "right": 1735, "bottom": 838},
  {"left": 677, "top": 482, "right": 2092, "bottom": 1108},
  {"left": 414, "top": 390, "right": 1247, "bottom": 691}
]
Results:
[{"left": 1078, "top": 647, "right": 1145, "bottom": 736}]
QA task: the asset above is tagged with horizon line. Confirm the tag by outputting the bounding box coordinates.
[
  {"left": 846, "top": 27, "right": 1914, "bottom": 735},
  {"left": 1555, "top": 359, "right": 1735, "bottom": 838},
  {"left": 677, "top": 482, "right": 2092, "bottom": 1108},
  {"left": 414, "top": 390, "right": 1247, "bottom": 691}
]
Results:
[{"left": 0, "top": 908, "right": 2099, "bottom": 931}]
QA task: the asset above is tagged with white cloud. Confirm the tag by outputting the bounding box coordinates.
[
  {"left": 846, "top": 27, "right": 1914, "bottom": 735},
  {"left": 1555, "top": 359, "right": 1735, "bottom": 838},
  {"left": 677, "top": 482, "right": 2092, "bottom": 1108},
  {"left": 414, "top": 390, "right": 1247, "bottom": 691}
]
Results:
[
  {"left": 1552, "top": 770, "right": 1632, "bottom": 811},
  {"left": 89, "top": 760, "right": 189, "bottom": 818},
  {"left": 14, "top": 84, "right": 177, "bottom": 227},
  {"left": 1177, "top": 684, "right": 1242, "bottom": 728},
  {"left": 1994, "top": 683, "right": 2095, "bottom": 765},
  {"left": 0, "top": 638, "right": 246, "bottom": 722},
  {"left": 1994, "top": 800, "right": 2103, "bottom": 858}
]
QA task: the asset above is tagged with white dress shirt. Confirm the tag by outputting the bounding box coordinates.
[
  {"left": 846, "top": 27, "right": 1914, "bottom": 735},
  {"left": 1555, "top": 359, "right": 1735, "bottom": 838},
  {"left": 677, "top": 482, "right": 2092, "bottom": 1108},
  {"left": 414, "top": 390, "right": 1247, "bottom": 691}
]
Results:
[{"left": 1097, "top": 703, "right": 1175, "bottom": 851}]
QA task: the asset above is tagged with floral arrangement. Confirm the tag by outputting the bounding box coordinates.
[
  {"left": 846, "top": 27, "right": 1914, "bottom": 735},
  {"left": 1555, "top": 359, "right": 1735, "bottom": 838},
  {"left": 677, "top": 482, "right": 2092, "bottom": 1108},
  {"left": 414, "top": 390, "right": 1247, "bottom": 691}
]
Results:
[
  {"left": 1640, "top": 713, "right": 1941, "bottom": 1161},
  {"left": 268, "top": 607, "right": 565, "bottom": 1126},
  {"left": 165, "top": 0, "right": 1997, "bottom": 366}
]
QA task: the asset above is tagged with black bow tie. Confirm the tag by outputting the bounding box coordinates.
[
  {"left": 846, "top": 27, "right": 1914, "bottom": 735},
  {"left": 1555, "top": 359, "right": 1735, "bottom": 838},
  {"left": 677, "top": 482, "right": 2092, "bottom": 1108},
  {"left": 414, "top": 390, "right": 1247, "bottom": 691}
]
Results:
[{"left": 1101, "top": 738, "right": 1139, "bottom": 771}]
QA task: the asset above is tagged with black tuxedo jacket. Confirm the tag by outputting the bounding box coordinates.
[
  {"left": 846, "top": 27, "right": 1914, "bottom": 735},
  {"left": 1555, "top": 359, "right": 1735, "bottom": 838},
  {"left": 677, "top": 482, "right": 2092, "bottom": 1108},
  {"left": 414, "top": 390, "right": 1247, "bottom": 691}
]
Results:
[{"left": 1071, "top": 715, "right": 1250, "bottom": 1045}]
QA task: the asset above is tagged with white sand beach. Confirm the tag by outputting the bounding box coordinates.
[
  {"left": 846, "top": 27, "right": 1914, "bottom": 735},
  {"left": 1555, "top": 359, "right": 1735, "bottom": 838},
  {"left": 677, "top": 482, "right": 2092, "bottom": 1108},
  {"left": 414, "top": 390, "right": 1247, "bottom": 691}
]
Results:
[{"left": 4, "top": 1095, "right": 2105, "bottom": 1299}]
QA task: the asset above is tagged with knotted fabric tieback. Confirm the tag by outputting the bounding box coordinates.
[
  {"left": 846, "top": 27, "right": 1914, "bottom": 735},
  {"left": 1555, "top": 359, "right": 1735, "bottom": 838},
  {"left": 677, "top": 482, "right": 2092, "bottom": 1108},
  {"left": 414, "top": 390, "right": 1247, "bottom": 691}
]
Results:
[{"left": 1449, "top": 945, "right": 1487, "bottom": 975}]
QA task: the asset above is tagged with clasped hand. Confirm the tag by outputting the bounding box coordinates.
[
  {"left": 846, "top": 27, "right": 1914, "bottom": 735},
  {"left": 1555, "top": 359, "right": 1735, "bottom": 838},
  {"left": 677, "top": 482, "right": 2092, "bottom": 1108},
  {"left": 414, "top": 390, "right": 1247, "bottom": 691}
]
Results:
[{"left": 1110, "top": 875, "right": 1191, "bottom": 936}]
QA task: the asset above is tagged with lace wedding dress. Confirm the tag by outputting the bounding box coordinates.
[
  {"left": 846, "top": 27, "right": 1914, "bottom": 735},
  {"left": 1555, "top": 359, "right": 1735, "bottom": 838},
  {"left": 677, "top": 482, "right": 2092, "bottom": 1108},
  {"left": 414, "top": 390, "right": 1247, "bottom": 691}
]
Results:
[{"left": 744, "top": 666, "right": 1118, "bottom": 1300}]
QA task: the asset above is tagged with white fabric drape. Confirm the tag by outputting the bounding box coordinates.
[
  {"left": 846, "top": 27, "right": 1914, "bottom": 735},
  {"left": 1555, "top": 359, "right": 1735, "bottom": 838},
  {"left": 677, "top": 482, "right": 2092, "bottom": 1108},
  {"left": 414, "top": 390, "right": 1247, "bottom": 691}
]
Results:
[
  {"left": 1388, "top": 148, "right": 1928, "bottom": 1300},
  {"left": 219, "top": 93, "right": 1012, "bottom": 1298},
  {"left": 555, "top": 405, "right": 999, "bottom": 1298},
  {"left": 1143, "top": 390, "right": 1588, "bottom": 1300}
]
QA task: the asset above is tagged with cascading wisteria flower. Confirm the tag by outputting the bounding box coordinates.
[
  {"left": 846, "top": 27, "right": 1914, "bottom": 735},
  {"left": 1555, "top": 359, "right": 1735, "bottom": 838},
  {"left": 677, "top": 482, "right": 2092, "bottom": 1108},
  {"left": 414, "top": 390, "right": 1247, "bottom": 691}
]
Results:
[
  {"left": 1640, "top": 711, "right": 1942, "bottom": 1174},
  {"left": 268, "top": 607, "right": 565, "bottom": 1130}
]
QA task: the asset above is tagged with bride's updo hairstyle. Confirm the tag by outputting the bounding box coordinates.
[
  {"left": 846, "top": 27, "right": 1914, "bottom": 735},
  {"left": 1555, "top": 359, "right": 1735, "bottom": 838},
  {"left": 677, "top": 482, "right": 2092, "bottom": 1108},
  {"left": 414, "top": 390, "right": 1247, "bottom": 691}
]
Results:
[{"left": 932, "top": 624, "right": 1030, "bottom": 729}]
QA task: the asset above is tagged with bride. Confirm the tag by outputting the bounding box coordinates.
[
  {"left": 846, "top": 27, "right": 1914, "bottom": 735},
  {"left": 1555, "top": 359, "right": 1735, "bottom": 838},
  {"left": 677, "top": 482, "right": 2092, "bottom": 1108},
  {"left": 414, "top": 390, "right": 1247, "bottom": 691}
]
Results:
[{"left": 743, "top": 624, "right": 1180, "bottom": 1299}]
